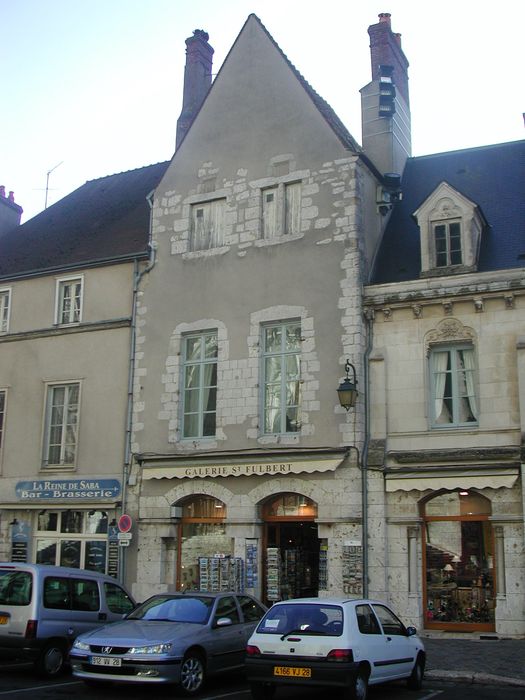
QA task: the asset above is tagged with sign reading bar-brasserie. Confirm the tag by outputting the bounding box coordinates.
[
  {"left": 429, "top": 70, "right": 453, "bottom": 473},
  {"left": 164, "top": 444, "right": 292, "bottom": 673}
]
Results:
[
  {"left": 15, "top": 479, "right": 121, "bottom": 501},
  {"left": 143, "top": 458, "right": 343, "bottom": 480}
]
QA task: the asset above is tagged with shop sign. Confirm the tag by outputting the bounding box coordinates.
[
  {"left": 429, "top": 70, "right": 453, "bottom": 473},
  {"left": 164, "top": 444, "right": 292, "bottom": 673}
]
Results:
[
  {"left": 143, "top": 458, "right": 343, "bottom": 480},
  {"left": 15, "top": 479, "right": 121, "bottom": 501}
]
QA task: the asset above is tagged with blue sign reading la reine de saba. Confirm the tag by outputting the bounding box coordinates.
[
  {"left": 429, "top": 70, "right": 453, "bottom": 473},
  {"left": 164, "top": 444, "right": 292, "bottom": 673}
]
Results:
[{"left": 15, "top": 479, "right": 121, "bottom": 501}]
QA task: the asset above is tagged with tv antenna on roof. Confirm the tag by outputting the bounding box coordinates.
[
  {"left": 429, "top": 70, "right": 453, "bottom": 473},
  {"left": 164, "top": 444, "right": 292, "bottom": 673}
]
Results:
[{"left": 44, "top": 161, "right": 63, "bottom": 209}]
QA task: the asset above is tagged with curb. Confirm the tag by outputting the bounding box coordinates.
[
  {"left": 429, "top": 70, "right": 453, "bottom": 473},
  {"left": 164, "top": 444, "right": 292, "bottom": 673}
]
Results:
[{"left": 426, "top": 669, "right": 525, "bottom": 687}]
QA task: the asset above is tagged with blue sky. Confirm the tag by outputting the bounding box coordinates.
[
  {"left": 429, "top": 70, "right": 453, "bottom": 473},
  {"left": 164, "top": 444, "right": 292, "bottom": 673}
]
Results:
[{"left": 2, "top": 0, "right": 524, "bottom": 222}]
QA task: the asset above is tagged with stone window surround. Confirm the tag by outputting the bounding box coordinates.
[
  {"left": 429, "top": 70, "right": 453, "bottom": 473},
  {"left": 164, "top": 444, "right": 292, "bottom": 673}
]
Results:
[
  {"left": 157, "top": 306, "right": 318, "bottom": 450},
  {"left": 413, "top": 182, "right": 485, "bottom": 277}
]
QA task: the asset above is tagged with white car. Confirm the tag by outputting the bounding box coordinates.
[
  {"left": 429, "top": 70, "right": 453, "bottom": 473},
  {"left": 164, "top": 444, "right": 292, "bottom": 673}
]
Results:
[{"left": 245, "top": 597, "right": 425, "bottom": 700}]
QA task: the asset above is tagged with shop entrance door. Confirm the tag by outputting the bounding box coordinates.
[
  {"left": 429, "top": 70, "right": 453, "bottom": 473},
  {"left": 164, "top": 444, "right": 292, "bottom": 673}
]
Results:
[{"left": 262, "top": 493, "right": 319, "bottom": 605}]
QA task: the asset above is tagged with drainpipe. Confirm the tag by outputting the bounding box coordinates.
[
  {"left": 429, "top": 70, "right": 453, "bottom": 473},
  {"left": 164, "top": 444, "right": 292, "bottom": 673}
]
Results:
[
  {"left": 120, "top": 189, "right": 157, "bottom": 583},
  {"left": 361, "top": 310, "right": 374, "bottom": 598}
]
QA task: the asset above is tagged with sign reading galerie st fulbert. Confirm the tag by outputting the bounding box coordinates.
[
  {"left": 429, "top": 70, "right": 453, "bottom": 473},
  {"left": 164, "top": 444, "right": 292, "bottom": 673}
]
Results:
[{"left": 15, "top": 479, "right": 121, "bottom": 501}]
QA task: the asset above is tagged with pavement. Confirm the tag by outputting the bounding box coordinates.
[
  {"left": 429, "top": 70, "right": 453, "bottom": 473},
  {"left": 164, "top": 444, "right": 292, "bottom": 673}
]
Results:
[{"left": 423, "top": 636, "right": 525, "bottom": 687}]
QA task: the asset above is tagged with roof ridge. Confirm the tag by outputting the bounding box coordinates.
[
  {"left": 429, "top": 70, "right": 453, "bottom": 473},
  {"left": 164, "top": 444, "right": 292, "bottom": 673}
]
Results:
[
  {"left": 84, "top": 160, "right": 170, "bottom": 185},
  {"left": 410, "top": 139, "right": 525, "bottom": 162}
]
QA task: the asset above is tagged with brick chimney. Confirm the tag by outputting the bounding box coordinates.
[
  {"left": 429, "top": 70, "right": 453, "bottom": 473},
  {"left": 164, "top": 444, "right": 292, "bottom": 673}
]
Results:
[
  {"left": 0, "top": 186, "right": 23, "bottom": 237},
  {"left": 360, "top": 13, "right": 411, "bottom": 177},
  {"left": 176, "top": 29, "right": 214, "bottom": 149}
]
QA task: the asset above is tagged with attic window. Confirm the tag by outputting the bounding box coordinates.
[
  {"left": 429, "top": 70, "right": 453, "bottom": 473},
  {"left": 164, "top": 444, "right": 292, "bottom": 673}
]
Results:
[
  {"left": 191, "top": 199, "right": 226, "bottom": 251},
  {"left": 413, "top": 182, "right": 485, "bottom": 277},
  {"left": 262, "top": 182, "right": 301, "bottom": 240}
]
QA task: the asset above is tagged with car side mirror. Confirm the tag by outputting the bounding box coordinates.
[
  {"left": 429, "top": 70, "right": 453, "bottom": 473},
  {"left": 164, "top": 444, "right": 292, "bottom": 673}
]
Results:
[
  {"left": 406, "top": 626, "right": 417, "bottom": 636},
  {"left": 215, "top": 616, "right": 233, "bottom": 628}
]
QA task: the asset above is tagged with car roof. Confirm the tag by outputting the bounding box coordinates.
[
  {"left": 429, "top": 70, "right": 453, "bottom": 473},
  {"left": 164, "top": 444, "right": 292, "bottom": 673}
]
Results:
[
  {"left": 270, "top": 598, "right": 388, "bottom": 606},
  {"left": 149, "top": 591, "right": 246, "bottom": 598}
]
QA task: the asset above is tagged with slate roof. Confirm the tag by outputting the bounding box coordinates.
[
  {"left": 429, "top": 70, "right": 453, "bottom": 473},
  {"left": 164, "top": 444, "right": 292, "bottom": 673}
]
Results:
[
  {"left": 372, "top": 140, "right": 525, "bottom": 284},
  {"left": 0, "top": 161, "right": 169, "bottom": 280}
]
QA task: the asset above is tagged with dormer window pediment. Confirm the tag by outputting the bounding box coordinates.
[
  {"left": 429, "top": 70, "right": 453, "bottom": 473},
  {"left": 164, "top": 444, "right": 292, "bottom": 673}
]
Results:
[{"left": 413, "top": 182, "right": 486, "bottom": 277}]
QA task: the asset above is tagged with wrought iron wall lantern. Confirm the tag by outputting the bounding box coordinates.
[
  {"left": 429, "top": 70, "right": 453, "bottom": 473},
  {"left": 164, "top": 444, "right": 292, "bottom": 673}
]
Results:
[{"left": 337, "top": 359, "right": 359, "bottom": 411}]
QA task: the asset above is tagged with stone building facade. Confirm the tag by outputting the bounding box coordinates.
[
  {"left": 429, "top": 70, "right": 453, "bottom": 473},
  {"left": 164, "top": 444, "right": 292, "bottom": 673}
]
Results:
[{"left": 127, "top": 15, "right": 389, "bottom": 607}]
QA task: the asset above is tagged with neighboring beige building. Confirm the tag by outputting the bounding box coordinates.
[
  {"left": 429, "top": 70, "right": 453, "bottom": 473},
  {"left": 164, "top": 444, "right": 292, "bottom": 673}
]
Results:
[
  {"left": 0, "top": 164, "right": 166, "bottom": 578},
  {"left": 364, "top": 141, "right": 525, "bottom": 636}
]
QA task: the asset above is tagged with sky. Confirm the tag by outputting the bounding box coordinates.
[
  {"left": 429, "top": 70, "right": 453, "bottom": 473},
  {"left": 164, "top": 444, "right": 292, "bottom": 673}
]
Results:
[{"left": 1, "top": 0, "right": 524, "bottom": 223}]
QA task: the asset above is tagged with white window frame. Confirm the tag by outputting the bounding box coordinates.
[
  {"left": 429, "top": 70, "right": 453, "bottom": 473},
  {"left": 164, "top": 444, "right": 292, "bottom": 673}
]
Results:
[
  {"left": 55, "top": 276, "right": 83, "bottom": 325},
  {"left": 261, "top": 320, "right": 301, "bottom": 435},
  {"left": 181, "top": 331, "right": 218, "bottom": 439},
  {"left": 429, "top": 345, "right": 478, "bottom": 428},
  {"left": 0, "top": 388, "right": 6, "bottom": 464},
  {"left": 42, "top": 381, "right": 81, "bottom": 468},
  {"left": 191, "top": 199, "right": 226, "bottom": 251},
  {"left": 433, "top": 220, "right": 462, "bottom": 267},
  {"left": 262, "top": 182, "right": 301, "bottom": 240},
  {"left": 35, "top": 510, "right": 110, "bottom": 572},
  {"left": 0, "top": 288, "right": 11, "bottom": 334}
]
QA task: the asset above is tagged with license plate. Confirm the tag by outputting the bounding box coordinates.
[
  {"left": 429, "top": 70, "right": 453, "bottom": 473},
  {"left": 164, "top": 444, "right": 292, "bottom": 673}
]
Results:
[
  {"left": 90, "top": 656, "right": 122, "bottom": 667},
  {"left": 0, "top": 616, "right": 8, "bottom": 625},
  {"left": 274, "top": 666, "right": 311, "bottom": 677}
]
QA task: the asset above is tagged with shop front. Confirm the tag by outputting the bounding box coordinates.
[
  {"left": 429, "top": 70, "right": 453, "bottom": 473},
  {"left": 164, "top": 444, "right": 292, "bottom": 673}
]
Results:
[
  {"left": 133, "top": 448, "right": 362, "bottom": 603},
  {"left": 2, "top": 477, "right": 123, "bottom": 578},
  {"left": 423, "top": 491, "right": 495, "bottom": 631}
]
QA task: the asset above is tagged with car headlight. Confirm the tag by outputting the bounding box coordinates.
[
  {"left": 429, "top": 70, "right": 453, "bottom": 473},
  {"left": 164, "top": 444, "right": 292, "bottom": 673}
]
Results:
[
  {"left": 128, "top": 643, "right": 172, "bottom": 654},
  {"left": 72, "top": 640, "right": 90, "bottom": 651}
]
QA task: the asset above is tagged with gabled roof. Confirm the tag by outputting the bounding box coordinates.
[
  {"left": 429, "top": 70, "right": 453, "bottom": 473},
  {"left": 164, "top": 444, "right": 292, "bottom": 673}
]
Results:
[
  {"left": 371, "top": 140, "right": 525, "bottom": 284},
  {"left": 0, "top": 161, "right": 169, "bottom": 280},
  {"left": 248, "top": 15, "right": 361, "bottom": 154},
  {"left": 176, "top": 14, "right": 362, "bottom": 158}
]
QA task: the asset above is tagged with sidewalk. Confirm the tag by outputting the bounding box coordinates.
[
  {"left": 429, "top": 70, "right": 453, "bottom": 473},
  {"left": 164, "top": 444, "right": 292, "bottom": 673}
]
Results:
[{"left": 423, "top": 637, "right": 525, "bottom": 687}]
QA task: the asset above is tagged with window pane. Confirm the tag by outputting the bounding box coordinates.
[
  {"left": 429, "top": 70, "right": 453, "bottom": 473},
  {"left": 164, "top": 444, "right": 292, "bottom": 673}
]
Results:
[
  {"left": 61, "top": 511, "right": 83, "bottom": 534},
  {"left": 264, "top": 326, "right": 282, "bottom": 353},
  {"left": 182, "top": 332, "right": 218, "bottom": 438},
  {"left": 36, "top": 539, "right": 57, "bottom": 565},
  {"left": 431, "top": 347, "right": 477, "bottom": 427},
  {"left": 60, "top": 540, "right": 81, "bottom": 568},
  {"left": 85, "top": 511, "right": 108, "bottom": 534},
  {"left": 85, "top": 541, "right": 107, "bottom": 573},
  {"left": 204, "top": 334, "right": 218, "bottom": 359},
  {"left": 285, "top": 182, "right": 301, "bottom": 235},
  {"left": 38, "top": 512, "right": 58, "bottom": 532},
  {"left": 262, "top": 321, "right": 301, "bottom": 434},
  {"left": 263, "top": 187, "right": 278, "bottom": 239}
]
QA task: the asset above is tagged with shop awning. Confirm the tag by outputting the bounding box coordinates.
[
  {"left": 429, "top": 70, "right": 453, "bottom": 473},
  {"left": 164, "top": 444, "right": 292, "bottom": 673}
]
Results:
[
  {"left": 141, "top": 454, "right": 347, "bottom": 480},
  {"left": 385, "top": 468, "right": 519, "bottom": 492}
]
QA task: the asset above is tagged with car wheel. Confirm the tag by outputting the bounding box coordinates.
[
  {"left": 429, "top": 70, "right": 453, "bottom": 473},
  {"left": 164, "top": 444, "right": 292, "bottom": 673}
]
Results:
[
  {"left": 250, "top": 681, "right": 276, "bottom": 700},
  {"left": 179, "top": 651, "right": 206, "bottom": 696},
  {"left": 35, "top": 642, "right": 66, "bottom": 678},
  {"left": 407, "top": 654, "right": 425, "bottom": 690},
  {"left": 349, "top": 669, "right": 369, "bottom": 700}
]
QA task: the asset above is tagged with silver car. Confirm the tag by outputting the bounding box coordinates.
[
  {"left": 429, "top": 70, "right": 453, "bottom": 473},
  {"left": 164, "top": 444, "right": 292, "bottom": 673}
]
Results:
[{"left": 70, "top": 591, "right": 266, "bottom": 694}]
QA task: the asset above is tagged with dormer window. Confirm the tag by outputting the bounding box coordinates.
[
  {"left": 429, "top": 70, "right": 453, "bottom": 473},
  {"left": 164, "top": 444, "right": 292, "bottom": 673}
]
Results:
[
  {"left": 413, "top": 182, "right": 486, "bottom": 277},
  {"left": 434, "top": 220, "right": 462, "bottom": 267}
]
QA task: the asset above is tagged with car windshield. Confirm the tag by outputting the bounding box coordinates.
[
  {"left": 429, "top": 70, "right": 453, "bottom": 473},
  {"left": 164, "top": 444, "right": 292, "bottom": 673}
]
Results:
[
  {"left": 257, "top": 603, "right": 343, "bottom": 636},
  {"left": 127, "top": 595, "right": 213, "bottom": 623},
  {"left": 0, "top": 570, "right": 32, "bottom": 606}
]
